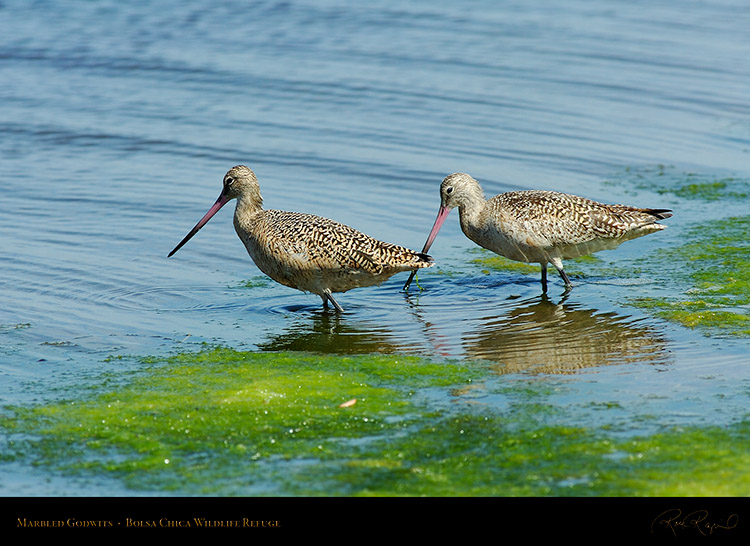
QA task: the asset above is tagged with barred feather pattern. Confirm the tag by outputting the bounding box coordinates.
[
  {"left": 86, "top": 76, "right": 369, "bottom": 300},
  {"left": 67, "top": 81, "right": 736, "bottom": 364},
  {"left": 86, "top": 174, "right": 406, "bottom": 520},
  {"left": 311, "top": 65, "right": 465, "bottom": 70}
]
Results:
[
  {"left": 477, "top": 190, "right": 672, "bottom": 262},
  {"left": 235, "top": 208, "right": 432, "bottom": 296},
  {"left": 171, "top": 165, "right": 432, "bottom": 311},
  {"left": 438, "top": 173, "right": 671, "bottom": 288}
]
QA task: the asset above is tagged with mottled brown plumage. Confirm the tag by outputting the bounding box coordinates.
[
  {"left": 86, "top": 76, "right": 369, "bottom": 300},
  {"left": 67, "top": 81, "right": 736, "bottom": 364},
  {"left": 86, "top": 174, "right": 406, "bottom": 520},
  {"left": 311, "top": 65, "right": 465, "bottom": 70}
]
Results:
[
  {"left": 169, "top": 165, "right": 432, "bottom": 311},
  {"left": 405, "top": 172, "right": 671, "bottom": 292}
]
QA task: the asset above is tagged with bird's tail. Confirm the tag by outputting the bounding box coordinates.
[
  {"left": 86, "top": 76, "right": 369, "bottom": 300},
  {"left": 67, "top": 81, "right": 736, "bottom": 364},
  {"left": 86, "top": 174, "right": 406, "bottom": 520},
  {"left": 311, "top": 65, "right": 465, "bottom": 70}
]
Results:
[{"left": 645, "top": 208, "right": 673, "bottom": 220}]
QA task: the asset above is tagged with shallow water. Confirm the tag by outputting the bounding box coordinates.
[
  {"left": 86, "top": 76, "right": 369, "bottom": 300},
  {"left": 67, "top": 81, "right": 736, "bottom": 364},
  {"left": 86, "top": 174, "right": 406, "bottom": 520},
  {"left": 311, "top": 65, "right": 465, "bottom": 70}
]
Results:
[{"left": 1, "top": 0, "right": 749, "bottom": 495}]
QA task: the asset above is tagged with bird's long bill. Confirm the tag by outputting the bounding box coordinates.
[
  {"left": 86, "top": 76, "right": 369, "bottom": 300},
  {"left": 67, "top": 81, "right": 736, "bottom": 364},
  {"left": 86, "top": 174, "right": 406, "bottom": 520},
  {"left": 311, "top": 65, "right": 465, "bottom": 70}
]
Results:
[
  {"left": 167, "top": 192, "right": 230, "bottom": 257},
  {"left": 403, "top": 205, "right": 451, "bottom": 290}
]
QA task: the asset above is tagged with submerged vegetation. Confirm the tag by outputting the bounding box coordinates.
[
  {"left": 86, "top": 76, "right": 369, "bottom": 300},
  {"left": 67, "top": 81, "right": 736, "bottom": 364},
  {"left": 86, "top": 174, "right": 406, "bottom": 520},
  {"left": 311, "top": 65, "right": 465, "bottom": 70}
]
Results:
[
  {"left": 2, "top": 346, "right": 749, "bottom": 496},
  {"left": 622, "top": 167, "right": 750, "bottom": 337},
  {"left": 631, "top": 216, "right": 750, "bottom": 336},
  {"left": 471, "top": 250, "right": 605, "bottom": 281},
  {"left": 607, "top": 164, "right": 750, "bottom": 201}
]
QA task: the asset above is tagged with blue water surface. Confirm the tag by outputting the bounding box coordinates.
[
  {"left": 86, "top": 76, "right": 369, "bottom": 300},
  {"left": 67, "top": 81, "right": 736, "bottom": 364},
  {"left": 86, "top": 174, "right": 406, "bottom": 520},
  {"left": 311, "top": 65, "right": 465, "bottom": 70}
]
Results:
[{"left": 0, "top": 0, "right": 749, "bottom": 495}]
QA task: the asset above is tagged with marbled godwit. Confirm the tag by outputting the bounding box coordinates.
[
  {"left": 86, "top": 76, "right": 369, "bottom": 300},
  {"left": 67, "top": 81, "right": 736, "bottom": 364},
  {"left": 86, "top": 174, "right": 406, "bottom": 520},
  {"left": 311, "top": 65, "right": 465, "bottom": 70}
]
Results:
[
  {"left": 169, "top": 166, "right": 433, "bottom": 312},
  {"left": 404, "top": 173, "right": 672, "bottom": 292}
]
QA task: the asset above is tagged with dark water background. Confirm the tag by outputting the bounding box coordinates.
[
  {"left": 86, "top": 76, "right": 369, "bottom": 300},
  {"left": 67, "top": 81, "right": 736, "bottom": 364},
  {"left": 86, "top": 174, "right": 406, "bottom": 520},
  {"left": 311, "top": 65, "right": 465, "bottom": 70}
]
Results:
[{"left": 1, "top": 0, "right": 749, "bottom": 494}]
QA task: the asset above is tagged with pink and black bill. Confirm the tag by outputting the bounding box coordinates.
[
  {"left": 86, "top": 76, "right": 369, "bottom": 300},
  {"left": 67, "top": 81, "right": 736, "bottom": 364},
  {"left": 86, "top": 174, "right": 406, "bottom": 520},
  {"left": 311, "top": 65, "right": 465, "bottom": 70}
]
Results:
[
  {"left": 168, "top": 189, "right": 232, "bottom": 257},
  {"left": 402, "top": 205, "right": 451, "bottom": 290}
]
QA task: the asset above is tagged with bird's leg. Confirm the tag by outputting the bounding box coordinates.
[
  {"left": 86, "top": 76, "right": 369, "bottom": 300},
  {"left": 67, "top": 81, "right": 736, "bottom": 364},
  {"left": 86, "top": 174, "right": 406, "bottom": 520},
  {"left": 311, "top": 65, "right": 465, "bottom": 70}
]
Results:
[
  {"left": 550, "top": 257, "right": 573, "bottom": 289},
  {"left": 324, "top": 289, "right": 345, "bottom": 313},
  {"left": 559, "top": 269, "right": 572, "bottom": 288},
  {"left": 321, "top": 295, "right": 329, "bottom": 309},
  {"left": 540, "top": 263, "right": 548, "bottom": 293}
]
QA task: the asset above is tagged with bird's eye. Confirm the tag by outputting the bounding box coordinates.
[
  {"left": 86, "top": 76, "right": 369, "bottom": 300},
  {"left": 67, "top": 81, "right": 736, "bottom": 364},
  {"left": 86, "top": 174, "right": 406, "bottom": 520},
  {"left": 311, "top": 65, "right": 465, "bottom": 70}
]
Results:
[
  {"left": 225, "top": 176, "right": 234, "bottom": 186},
  {"left": 445, "top": 186, "right": 454, "bottom": 194}
]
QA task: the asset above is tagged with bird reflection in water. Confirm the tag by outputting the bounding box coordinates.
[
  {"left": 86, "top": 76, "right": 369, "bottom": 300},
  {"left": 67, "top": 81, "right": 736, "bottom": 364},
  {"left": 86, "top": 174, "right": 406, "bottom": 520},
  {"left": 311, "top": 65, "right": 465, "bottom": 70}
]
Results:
[
  {"left": 257, "top": 309, "right": 405, "bottom": 355},
  {"left": 462, "top": 293, "right": 670, "bottom": 374},
  {"left": 258, "top": 292, "right": 670, "bottom": 375}
]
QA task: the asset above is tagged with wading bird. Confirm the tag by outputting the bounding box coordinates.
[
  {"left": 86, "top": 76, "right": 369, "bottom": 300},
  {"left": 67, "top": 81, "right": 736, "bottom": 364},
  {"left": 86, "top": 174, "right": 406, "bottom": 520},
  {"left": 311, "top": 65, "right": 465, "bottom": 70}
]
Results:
[
  {"left": 404, "top": 172, "right": 671, "bottom": 292},
  {"left": 169, "top": 166, "right": 433, "bottom": 312}
]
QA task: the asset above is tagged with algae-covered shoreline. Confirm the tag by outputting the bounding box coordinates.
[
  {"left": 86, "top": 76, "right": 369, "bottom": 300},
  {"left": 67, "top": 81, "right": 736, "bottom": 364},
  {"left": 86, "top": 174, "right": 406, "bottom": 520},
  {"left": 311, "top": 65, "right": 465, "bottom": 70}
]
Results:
[{"left": 2, "top": 346, "right": 749, "bottom": 496}]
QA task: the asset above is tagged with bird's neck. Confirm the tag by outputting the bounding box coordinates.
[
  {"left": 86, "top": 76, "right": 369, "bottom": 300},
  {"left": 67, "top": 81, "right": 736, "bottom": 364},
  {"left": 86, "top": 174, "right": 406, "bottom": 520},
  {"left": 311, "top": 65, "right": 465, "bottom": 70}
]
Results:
[
  {"left": 457, "top": 194, "right": 485, "bottom": 232},
  {"left": 234, "top": 195, "right": 263, "bottom": 224}
]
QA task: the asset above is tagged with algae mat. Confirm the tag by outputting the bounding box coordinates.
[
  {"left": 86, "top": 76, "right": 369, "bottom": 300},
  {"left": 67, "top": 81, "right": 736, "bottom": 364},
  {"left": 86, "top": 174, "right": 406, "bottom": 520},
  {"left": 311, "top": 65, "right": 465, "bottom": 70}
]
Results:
[{"left": 2, "top": 347, "right": 749, "bottom": 496}]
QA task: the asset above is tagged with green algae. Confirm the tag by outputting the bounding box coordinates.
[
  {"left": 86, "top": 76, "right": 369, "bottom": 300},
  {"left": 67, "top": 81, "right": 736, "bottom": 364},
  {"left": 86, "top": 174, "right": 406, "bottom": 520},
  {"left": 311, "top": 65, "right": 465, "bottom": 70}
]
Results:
[
  {"left": 352, "top": 415, "right": 750, "bottom": 496},
  {"left": 633, "top": 300, "right": 750, "bottom": 336},
  {"left": 629, "top": 216, "right": 750, "bottom": 336},
  {"left": 600, "top": 167, "right": 750, "bottom": 336},
  {"left": 0, "top": 323, "right": 31, "bottom": 332},
  {"left": 470, "top": 248, "right": 602, "bottom": 279},
  {"left": 235, "top": 276, "right": 271, "bottom": 289},
  {"left": 667, "top": 180, "right": 742, "bottom": 201},
  {"left": 1, "top": 348, "right": 481, "bottom": 494},
  {"left": 2, "top": 347, "right": 749, "bottom": 496},
  {"left": 471, "top": 253, "right": 539, "bottom": 275},
  {"left": 605, "top": 165, "right": 750, "bottom": 201}
]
